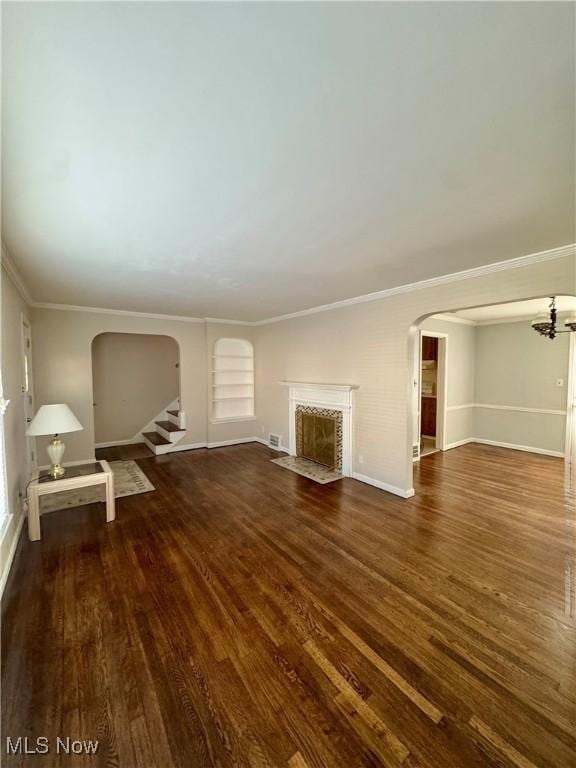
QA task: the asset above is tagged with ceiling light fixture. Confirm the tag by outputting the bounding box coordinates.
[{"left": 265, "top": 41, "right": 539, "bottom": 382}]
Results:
[{"left": 531, "top": 297, "right": 576, "bottom": 339}]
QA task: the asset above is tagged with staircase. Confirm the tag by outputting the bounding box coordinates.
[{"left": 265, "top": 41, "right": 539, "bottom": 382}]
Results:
[{"left": 142, "top": 407, "right": 186, "bottom": 455}]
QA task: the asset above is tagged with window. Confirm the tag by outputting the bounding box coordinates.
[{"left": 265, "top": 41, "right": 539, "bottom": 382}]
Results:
[{"left": 212, "top": 338, "right": 254, "bottom": 421}]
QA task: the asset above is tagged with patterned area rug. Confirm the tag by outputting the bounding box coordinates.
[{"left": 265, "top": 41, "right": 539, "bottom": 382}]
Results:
[
  {"left": 271, "top": 455, "right": 342, "bottom": 484},
  {"left": 40, "top": 460, "right": 155, "bottom": 514}
]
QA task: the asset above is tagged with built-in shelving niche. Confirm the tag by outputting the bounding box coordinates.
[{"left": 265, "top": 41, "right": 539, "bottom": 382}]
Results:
[{"left": 212, "top": 339, "right": 254, "bottom": 421}]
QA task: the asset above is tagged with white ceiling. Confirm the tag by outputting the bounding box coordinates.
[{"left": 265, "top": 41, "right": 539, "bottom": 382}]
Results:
[
  {"left": 2, "top": 2, "right": 574, "bottom": 321},
  {"left": 451, "top": 296, "right": 576, "bottom": 325}
]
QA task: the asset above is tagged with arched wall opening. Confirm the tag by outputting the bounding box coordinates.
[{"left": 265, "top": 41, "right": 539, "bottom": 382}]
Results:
[
  {"left": 406, "top": 294, "right": 576, "bottom": 491},
  {"left": 91, "top": 332, "right": 180, "bottom": 446}
]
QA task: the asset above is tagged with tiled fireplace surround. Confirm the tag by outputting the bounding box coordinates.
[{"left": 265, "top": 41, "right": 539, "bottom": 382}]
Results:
[
  {"left": 281, "top": 382, "right": 358, "bottom": 477},
  {"left": 295, "top": 405, "right": 343, "bottom": 471}
]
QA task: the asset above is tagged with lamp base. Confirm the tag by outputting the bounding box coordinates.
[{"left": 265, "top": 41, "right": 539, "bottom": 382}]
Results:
[{"left": 47, "top": 436, "right": 66, "bottom": 479}]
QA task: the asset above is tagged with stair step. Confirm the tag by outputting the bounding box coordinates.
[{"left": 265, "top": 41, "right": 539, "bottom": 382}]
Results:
[
  {"left": 142, "top": 432, "right": 171, "bottom": 446},
  {"left": 155, "top": 420, "right": 184, "bottom": 433},
  {"left": 167, "top": 410, "right": 179, "bottom": 417}
]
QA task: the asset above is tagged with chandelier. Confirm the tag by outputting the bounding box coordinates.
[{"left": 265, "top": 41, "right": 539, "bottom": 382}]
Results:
[{"left": 531, "top": 297, "right": 576, "bottom": 339}]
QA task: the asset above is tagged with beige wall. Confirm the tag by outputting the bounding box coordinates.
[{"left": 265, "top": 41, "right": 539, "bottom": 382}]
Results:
[
  {"left": 32, "top": 309, "right": 208, "bottom": 461},
  {"left": 92, "top": 332, "right": 179, "bottom": 444},
  {"left": 1, "top": 266, "right": 30, "bottom": 583},
  {"left": 474, "top": 319, "right": 570, "bottom": 454},
  {"left": 31, "top": 312, "right": 262, "bottom": 460},
  {"left": 419, "top": 317, "right": 476, "bottom": 446},
  {"left": 254, "top": 254, "right": 574, "bottom": 495},
  {"left": 27, "top": 252, "right": 575, "bottom": 495},
  {"left": 417, "top": 313, "right": 570, "bottom": 455}
]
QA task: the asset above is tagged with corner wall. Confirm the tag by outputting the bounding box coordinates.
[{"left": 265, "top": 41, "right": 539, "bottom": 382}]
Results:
[
  {"left": 1, "top": 267, "right": 30, "bottom": 592},
  {"left": 30, "top": 311, "right": 263, "bottom": 463},
  {"left": 474, "top": 319, "right": 569, "bottom": 455},
  {"left": 254, "top": 253, "right": 574, "bottom": 496},
  {"left": 418, "top": 317, "right": 476, "bottom": 448},
  {"left": 31, "top": 309, "right": 208, "bottom": 462},
  {"left": 92, "top": 332, "right": 180, "bottom": 444},
  {"left": 417, "top": 313, "right": 570, "bottom": 457},
  {"left": 26, "top": 251, "right": 576, "bottom": 495}
]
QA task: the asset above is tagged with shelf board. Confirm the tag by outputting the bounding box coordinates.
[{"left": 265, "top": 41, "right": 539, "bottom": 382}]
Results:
[
  {"left": 211, "top": 416, "right": 256, "bottom": 424},
  {"left": 213, "top": 396, "right": 253, "bottom": 401},
  {"left": 212, "top": 369, "right": 254, "bottom": 373},
  {"left": 212, "top": 383, "right": 253, "bottom": 388}
]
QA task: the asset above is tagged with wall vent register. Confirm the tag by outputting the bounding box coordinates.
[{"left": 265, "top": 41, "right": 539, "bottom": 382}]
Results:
[{"left": 269, "top": 433, "right": 281, "bottom": 449}]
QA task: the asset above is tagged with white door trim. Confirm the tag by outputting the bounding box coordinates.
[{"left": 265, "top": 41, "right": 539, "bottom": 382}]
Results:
[
  {"left": 566, "top": 333, "right": 576, "bottom": 464},
  {"left": 418, "top": 332, "right": 448, "bottom": 452},
  {"left": 21, "top": 315, "right": 36, "bottom": 479}
]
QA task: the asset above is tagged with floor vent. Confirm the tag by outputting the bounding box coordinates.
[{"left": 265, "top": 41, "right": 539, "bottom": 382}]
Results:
[
  {"left": 412, "top": 444, "right": 420, "bottom": 460},
  {"left": 269, "top": 433, "right": 281, "bottom": 450}
]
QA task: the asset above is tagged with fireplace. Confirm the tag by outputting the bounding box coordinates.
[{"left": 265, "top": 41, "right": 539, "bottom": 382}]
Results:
[
  {"left": 281, "top": 381, "right": 358, "bottom": 477},
  {"left": 296, "top": 406, "right": 342, "bottom": 470}
]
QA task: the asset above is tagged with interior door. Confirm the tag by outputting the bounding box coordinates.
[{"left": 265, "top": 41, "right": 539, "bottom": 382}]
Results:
[{"left": 22, "top": 319, "right": 36, "bottom": 477}]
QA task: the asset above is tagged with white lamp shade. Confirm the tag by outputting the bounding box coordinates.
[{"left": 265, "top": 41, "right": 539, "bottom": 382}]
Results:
[{"left": 26, "top": 404, "right": 83, "bottom": 436}]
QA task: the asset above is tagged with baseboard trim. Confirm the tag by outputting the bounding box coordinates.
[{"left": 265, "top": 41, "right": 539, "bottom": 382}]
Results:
[
  {"left": 352, "top": 472, "right": 414, "bottom": 499},
  {"left": 95, "top": 438, "right": 143, "bottom": 449},
  {"left": 444, "top": 438, "right": 476, "bottom": 450},
  {"left": 0, "top": 513, "right": 25, "bottom": 601},
  {"left": 443, "top": 437, "right": 563, "bottom": 458},
  {"left": 143, "top": 438, "right": 289, "bottom": 454},
  {"left": 168, "top": 442, "right": 207, "bottom": 453},
  {"left": 472, "top": 438, "right": 564, "bottom": 458},
  {"left": 206, "top": 437, "right": 261, "bottom": 449}
]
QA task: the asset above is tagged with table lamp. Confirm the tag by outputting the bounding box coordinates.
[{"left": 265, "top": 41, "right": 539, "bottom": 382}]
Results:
[{"left": 26, "top": 404, "right": 83, "bottom": 479}]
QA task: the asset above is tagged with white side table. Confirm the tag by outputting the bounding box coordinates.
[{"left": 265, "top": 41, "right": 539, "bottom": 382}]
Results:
[{"left": 27, "top": 460, "right": 115, "bottom": 541}]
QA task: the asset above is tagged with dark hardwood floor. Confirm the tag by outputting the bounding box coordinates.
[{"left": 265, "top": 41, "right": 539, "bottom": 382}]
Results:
[
  {"left": 96, "top": 442, "right": 155, "bottom": 461},
  {"left": 2, "top": 443, "right": 575, "bottom": 767}
]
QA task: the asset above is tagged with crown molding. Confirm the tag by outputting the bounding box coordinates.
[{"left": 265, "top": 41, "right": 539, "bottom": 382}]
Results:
[
  {"left": 32, "top": 302, "right": 206, "bottom": 323},
  {"left": 31, "top": 303, "right": 255, "bottom": 325},
  {"left": 251, "top": 243, "right": 575, "bottom": 325},
  {"left": 1, "top": 244, "right": 33, "bottom": 305},
  {"left": 474, "top": 314, "right": 539, "bottom": 326},
  {"left": 430, "top": 313, "right": 477, "bottom": 326},
  {"left": 24, "top": 241, "right": 575, "bottom": 326},
  {"left": 204, "top": 317, "right": 255, "bottom": 326}
]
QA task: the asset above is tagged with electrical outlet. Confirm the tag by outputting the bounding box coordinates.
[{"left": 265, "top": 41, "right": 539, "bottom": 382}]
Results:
[{"left": 556, "top": 378, "right": 565, "bottom": 387}]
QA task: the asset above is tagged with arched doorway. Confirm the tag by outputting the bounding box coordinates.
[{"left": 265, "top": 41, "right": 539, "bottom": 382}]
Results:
[
  {"left": 408, "top": 295, "right": 576, "bottom": 489},
  {"left": 91, "top": 332, "right": 180, "bottom": 449}
]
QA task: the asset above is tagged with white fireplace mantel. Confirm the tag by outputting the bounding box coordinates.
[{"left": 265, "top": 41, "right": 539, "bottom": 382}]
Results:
[
  {"left": 280, "top": 381, "right": 359, "bottom": 392},
  {"left": 280, "top": 381, "right": 358, "bottom": 476}
]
